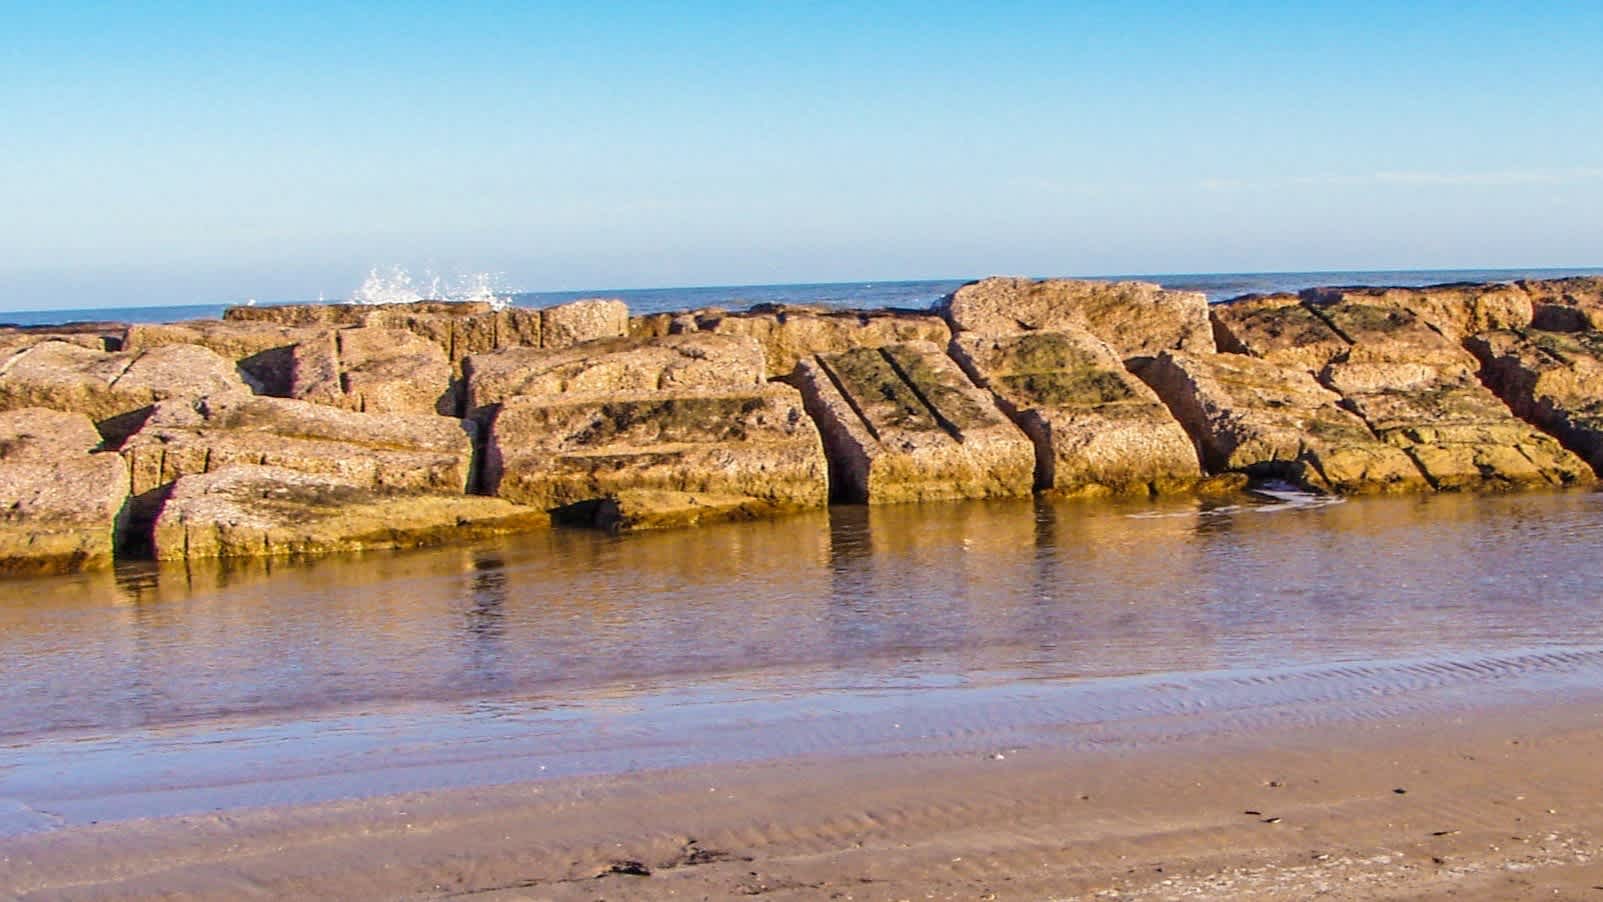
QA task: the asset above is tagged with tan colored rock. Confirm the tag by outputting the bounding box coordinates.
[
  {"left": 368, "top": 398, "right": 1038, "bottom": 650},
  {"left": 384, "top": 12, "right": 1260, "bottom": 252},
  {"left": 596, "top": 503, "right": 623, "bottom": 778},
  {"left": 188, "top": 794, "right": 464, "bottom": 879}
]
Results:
[
  {"left": 1322, "top": 360, "right": 1590, "bottom": 491},
  {"left": 1520, "top": 276, "right": 1603, "bottom": 332},
  {"left": 1306, "top": 301, "right": 1478, "bottom": 372},
  {"left": 1467, "top": 329, "right": 1603, "bottom": 474},
  {"left": 694, "top": 305, "right": 952, "bottom": 378},
  {"left": 1302, "top": 282, "right": 1532, "bottom": 340},
  {"left": 462, "top": 333, "right": 765, "bottom": 414},
  {"left": 289, "top": 326, "right": 455, "bottom": 415},
  {"left": 483, "top": 385, "right": 826, "bottom": 519},
  {"left": 951, "top": 331, "right": 1201, "bottom": 496},
  {"left": 0, "top": 408, "right": 129, "bottom": 574},
  {"left": 123, "top": 320, "right": 331, "bottom": 395},
  {"left": 0, "top": 325, "right": 117, "bottom": 354},
  {"left": 941, "top": 277, "right": 1215, "bottom": 363},
  {"left": 792, "top": 342, "right": 1033, "bottom": 504},
  {"left": 540, "top": 299, "right": 629, "bottom": 349},
  {"left": 0, "top": 342, "right": 250, "bottom": 444},
  {"left": 1209, "top": 294, "right": 1351, "bottom": 372},
  {"left": 153, "top": 465, "right": 548, "bottom": 560},
  {"left": 556, "top": 488, "right": 809, "bottom": 532},
  {"left": 120, "top": 394, "right": 477, "bottom": 498},
  {"left": 1140, "top": 352, "right": 1425, "bottom": 494}
]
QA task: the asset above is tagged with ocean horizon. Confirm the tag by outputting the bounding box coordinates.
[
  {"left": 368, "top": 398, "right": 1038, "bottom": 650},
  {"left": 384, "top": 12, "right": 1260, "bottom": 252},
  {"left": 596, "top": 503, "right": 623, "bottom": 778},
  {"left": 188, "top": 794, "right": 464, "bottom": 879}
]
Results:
[{"left": 4, "top": 265, "right": 1601, "bottom": 328}]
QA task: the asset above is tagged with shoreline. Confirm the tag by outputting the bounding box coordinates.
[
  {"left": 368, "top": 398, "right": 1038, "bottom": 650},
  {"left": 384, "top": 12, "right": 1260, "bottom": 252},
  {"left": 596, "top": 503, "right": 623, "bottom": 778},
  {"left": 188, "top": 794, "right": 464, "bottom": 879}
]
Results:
[{"left": 7, "top": 695, "right": 1603, "bottom": 899}]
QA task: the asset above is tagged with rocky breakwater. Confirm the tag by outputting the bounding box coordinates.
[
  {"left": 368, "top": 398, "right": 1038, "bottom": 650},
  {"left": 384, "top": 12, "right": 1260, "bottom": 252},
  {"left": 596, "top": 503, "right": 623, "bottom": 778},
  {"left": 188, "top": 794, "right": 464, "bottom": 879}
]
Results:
[{"left": 5, "top": 275, "right": 1603, "bottom": 575}]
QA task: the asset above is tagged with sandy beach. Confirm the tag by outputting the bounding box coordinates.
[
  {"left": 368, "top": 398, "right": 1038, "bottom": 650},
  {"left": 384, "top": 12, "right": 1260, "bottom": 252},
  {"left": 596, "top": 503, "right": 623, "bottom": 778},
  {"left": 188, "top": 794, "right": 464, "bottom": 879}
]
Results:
[{"left": 4, "top": 697, "right": 1601, "bottom": 900}]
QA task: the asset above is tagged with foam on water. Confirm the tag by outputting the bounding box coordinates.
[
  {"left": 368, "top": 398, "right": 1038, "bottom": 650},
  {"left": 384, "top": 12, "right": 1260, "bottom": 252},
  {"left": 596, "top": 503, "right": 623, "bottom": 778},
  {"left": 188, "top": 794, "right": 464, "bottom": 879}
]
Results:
[{"left": 346, "top": 265, "right": 514, "bottom": 310}]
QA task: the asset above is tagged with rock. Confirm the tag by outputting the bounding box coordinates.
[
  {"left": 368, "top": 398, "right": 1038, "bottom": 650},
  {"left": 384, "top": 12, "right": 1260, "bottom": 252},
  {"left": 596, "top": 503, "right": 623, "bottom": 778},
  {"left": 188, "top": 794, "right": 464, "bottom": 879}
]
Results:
[
  {"left": 1140, "top": 352, "right": 1426, "bottom": 493},
  {"left": 152, "top": 465, "right": 548, "bottom": 560},
  {"left": 0, "top": 408, "right": 129, "bottom": 574},
  {"left": 120, "top": 394, "right": 477, "bottom": 498},
  {"left": 0, "top": 342, "right": 250, "bottom": 445},
  {"left": 289, "top": 326, "right": 455, "bottom": 415},
  {"left": 1321, "top": 360, "right": 1590, "bottom": 491},
  {"left": 694, "top": 305, "right": 952, "bottom": 378},
  {"left": 462, "top": 333, "right": 766, "bottom": 415},
  {"left": 0, "top": 324, "right": 119, "bottom": 354},
  {"left": 1467, "top": 329, "right": 1603, "bottom": 475},
  {"left": 1301, "top": 283, "right": 1533, "bottom": 340},
  {"left": 123, "top": 320, "right": 331, "bottom": 395},
  {"left": 1305, "top": 301, "right": 1479, "bottom": 372},
  {"left": 483, "top": 385, "right": 827, "bottom": 518},
  {"left": 1209, "top": 294, "right": 1351, "bottom": 372},
  {"left": 950, "top": 330, "right": 1201, "bottom": 496},
  {"left": 792, "top": 341, "right": 1034, "bottom": 504},
  {"left": 540, "top": 299, "right": 629, "bottom": 349},
  {"left": 1519, "top": 277, "right": 1603, "bottom": 332},
  {"left": 556, "top": 488, "right": 808, "bottom": 532},
  {"left": 941, "top": 277, "right": 1215, "bottom": 363}
]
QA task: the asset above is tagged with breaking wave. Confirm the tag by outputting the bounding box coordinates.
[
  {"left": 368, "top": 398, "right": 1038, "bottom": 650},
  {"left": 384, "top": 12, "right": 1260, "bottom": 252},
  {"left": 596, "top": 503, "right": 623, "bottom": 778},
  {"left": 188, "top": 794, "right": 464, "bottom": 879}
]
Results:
[{"left": 346, "top": 266, "right": 514, "bottom": 310}]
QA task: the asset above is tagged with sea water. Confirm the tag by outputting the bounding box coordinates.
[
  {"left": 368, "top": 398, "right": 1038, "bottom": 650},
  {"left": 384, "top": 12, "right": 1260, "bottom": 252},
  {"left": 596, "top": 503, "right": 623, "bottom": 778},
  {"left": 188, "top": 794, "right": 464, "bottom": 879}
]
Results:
[
  {"left": 3, "top": 266, "right": 1600, "bottom": 327},
  {"left": 4, "top": 490, "right": 1603, "bottom": 832}
]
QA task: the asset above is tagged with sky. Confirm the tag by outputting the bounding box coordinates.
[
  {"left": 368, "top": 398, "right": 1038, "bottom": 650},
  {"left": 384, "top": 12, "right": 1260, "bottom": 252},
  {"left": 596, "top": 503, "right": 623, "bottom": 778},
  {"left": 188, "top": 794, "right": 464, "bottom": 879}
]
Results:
[{"left": 2, "top": 1, "right": 1601, "bottom": 311}]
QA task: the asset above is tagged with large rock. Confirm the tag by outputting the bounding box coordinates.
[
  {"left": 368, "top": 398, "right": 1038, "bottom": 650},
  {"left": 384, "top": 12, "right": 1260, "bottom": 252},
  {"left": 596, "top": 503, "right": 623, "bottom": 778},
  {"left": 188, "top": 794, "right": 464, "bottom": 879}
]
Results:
[
  {"left": 1301, "top": 283, "right": 1533, "bottom": 340},
  {"left": 1321, "top": 359, "right": 1590, "bottom": 491},
  {"left": 941, "top": 277, "right": 1215, "bottom": 363},
  {"left": 1209, "top": 294, "right": 1352, "bottom": 372},
  {"left": 689, "top": 305, "right": 952, "bottom": 378},
  {"left": 539, "top": 299, "right": 630, "bottom": 349},
  {"left": 153, "top": 465, "right": 549, "bottom": 559},
  {"left": 483, "top": 385, "right": 827, "bottom": 521},
  {"left": 120, "top": 394, "right": 477, "bottom": 498},
  {"left": 1305, "top": 301, "right": 1479, "bottom": 371},
  {"left": 1140, "top": 352, "right": 1426, "bottom": 494},
  {"left": 0, "top": 324, "right": 119, "bottom": 354},
  {"left": 792, "top": 341, "right": 1034, "bottom": 504},
  {"left": 289, "top": 326, "right": 455, "bottom": 415},
  {"left": 1520, "top": 277, "right": 1603, "bottom": 332},
  {"left": 950, "top": 330, "right": 1201, "bottom": 496},
  {"left": 462, "top": 333, "right": 765, "bottom": 415},
  {"left": 0, "top": 342, "right": 250, "bottom": 444},
  {"left": 123, "top": 320, "right": 330, "bottom": 395},
  {"left": 1468, "top": 329, "right": 1603, "bottom": 475},
  {"left": 0, "top": 408, "right": 129, "bottom": 574}
]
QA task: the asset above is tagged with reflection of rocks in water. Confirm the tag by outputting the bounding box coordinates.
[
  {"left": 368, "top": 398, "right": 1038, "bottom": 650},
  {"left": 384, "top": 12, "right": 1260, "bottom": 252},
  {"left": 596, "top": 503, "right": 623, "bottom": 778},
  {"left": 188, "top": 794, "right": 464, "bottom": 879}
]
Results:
[{"left": 462, "top": 553, "right": 509, "bottom": 689}]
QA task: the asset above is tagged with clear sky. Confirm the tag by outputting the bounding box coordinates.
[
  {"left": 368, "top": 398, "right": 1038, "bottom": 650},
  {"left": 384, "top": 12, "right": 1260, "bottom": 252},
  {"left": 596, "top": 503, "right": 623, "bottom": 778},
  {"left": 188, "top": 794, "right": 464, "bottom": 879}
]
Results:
[{"left": 3, "top": 1, "right": 1601, "bottom": 310}]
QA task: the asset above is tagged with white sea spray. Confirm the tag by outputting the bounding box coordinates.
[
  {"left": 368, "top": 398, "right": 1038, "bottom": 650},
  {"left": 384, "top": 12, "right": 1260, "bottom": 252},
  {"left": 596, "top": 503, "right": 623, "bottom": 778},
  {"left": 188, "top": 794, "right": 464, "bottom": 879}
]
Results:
[{"left": 345, "top": 266, "right": 513, "bottom": 310}]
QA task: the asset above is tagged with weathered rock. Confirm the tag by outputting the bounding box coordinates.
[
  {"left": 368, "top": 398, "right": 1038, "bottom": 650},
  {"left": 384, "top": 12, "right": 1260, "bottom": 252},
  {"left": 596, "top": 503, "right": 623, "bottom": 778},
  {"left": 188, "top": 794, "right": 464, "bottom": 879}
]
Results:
[
  {"left": 1305, "top": 301, "right": 1479, "bottom": 372},
  {"left": 120, "top": 394, "right": 477, "bottom": 498},
  {"left": 1140, "top": 352, "right": 1426, "bottom": 493},
  {"left": 1520, "top": 277, "right": 1603, "bottom": 332},
  {"left": 693, "top": 305, "right": 952, "bottom": 378},
  {"left": 462, "top": 333, "right": 765, "bottom": 414},
  {"left": 792, "top": 341, "right": 1034, "bottom": 504},
  {"left": 0, "top": 408, "right": 129, "bottom": 574},
  {"left": 1468, "top": 329, "right": 1603, "bottom": 475},
  {"left": 1320, "top": 359, "right": 1590, "bottom": 491},
  {"left": 123, "top": 320, "right": 331, "bottom": 395},
  {"left": 1302, "top": 283, "right": 1533, "bottom": 340},
  {"left": 0, "top": 342, "right": 250, "bottom": 444},
  {"left": 941, "top": 277, "right": 1215, "bottom": 363},
  {"left": 0, "top": 324, "right": 118, "bottom": 354},
  {"left": 1209, "top": 294, "right": 1351, "bottom": 372},
  {"left": 555, "top": 488, "right": 808, "bottom": 532},
  {"left": 540, "top": 299, "right": 630, "bottom": 349},
  {"left": 153, "top": 465, "right": 548, "bottom": 560},
  {"left": 483, "top": 385, "right": 827, "bottom": 517},
  {"left": 951, "top": 330, "right": 1201, "bottom": 496},
  {"left": 290, "top": 326, "right": 455, "bottom": 415}
]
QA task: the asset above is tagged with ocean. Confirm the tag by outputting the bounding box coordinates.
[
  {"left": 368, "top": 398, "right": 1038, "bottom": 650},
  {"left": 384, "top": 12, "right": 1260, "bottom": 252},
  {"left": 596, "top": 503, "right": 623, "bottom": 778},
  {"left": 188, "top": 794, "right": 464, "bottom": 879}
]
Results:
[{"left": 3, "top": 266, "right": 1599, "bottom": 328}]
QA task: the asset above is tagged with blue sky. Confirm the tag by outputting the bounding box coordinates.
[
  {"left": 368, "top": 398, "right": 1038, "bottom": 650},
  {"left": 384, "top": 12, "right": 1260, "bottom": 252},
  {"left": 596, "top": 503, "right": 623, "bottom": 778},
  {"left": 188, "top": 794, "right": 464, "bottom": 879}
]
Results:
[{"left": 3, "top": 1, "right": 1601, "bottom": 310}]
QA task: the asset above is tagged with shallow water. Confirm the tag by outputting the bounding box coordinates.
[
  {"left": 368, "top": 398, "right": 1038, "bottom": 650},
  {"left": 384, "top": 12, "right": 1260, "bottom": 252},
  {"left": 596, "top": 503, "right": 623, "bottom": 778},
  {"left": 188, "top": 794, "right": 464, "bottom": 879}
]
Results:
[{"left": 4, "top": 490, "right": 1603, "bottom": 832}]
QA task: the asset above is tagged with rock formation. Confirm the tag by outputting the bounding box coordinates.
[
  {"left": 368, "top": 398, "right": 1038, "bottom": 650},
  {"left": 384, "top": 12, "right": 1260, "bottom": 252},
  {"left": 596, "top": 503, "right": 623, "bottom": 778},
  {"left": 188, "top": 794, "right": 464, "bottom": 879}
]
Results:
[
  {"left": 288, "top": 326, "right": 455, "bottom": 415},
  {"left": 950, "top": 330, "right": 1201, "bottom": 496},
  {"left": 1468, "top": 329, "right": 1603, "bottom": 473},
  {"left": 153, "top": 465, "right": 548, "bottom": 559},
  {"left": 482, "top": 385, "right": 828, "bottom": 523},
  {"left": 0, "top": 341, "right": 250, "bottom": 444},
  {"left": 0, "top": 408, "right": 129, "bottom": 574},
  {"left": 792, "top": 341, "right": 1035, "bottom": 503}
]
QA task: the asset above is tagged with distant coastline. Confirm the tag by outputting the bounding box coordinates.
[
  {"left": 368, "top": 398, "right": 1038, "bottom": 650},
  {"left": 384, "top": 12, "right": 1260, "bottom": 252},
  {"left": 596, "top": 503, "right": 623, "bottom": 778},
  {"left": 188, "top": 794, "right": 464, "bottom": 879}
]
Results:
[{"left": 5, "top": 266, "right": 1602, "bottom": 327}]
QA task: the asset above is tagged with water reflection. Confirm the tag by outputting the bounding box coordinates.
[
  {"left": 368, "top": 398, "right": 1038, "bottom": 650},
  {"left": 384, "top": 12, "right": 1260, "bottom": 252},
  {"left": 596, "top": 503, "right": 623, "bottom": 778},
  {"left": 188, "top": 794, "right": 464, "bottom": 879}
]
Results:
[{"left": 3, "top": 491, "right": 1603, "bottom": 741}]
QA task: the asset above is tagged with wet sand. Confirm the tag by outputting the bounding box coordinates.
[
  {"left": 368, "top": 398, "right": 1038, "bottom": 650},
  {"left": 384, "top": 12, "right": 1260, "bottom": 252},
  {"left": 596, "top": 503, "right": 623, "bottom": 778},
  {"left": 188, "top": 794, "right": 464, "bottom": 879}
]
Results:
[{"left": 4, "top": 700, "right": 1602, "bottom": 900}]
